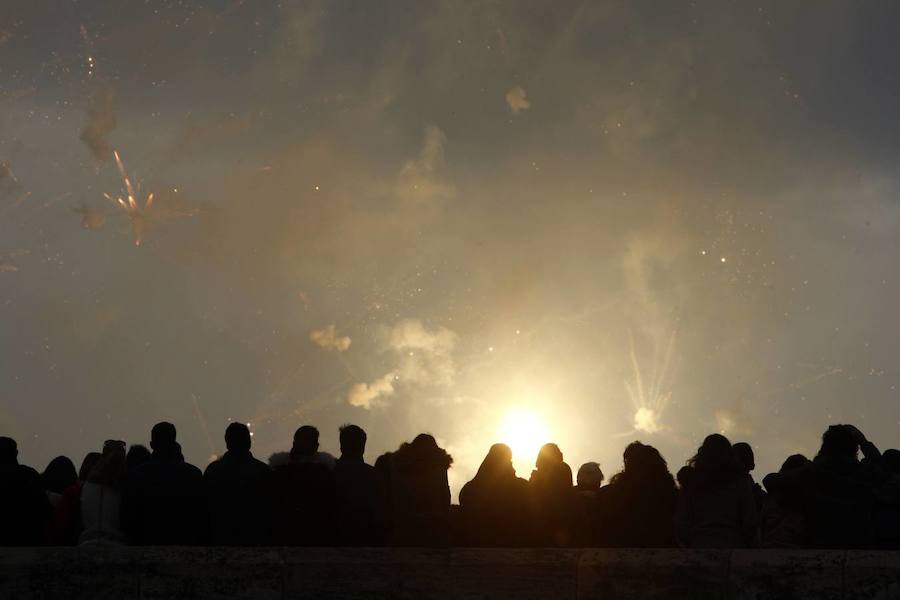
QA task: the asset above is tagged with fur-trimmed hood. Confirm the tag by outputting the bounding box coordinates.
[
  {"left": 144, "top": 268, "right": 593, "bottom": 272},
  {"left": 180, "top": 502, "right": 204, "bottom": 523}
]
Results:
[{"left": 392, "top": 436, "right": 452, "bottom": 473}]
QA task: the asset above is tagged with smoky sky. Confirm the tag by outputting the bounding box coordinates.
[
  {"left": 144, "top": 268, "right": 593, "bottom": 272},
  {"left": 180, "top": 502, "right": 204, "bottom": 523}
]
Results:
[{"left": 2, "top": 1, "right": 900, "bottom": 495}]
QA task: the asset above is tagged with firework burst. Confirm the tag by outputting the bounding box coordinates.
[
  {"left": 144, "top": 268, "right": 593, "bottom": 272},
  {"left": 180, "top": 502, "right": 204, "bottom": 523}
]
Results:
[{"left": 104, "top": 150, "right": 153, "bottom": 245}]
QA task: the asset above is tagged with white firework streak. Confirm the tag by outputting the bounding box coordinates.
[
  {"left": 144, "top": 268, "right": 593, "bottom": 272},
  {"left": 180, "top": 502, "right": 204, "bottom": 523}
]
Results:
[{"left": 622, "top": 328, "right": 677, "bottom": 435}]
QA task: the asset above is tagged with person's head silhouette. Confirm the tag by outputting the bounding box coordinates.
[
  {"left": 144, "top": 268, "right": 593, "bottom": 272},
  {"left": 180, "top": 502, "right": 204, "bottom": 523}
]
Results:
[
  {"left": 79, "top": 452, "right": 102, "bottom": 481},
  {"left": 475, "top": 443, "right": 515, "bottom": 480},
  {"left": 339, "top": 424, "right": 367, "bottom": 460},
  {"left": 732, "top": 442, "right": 755, "bottom": 473},
  {"left": 576, "top": 462, "right": 604, "bottom": 489},
  {"left": 535, "top": 443, "right": 563, "bottom": 472},
  {"left": 412, "top": 433, "right": 439, "bottom": 449},
  {"left": 225, "top": 422, "right": 252, "bottom": 453},
  {"left": 780, "top": 454, "right": 810, "bottom": 472},
  {"left": 818, "top": 425, "right": 859, "bottom": 460},
  {"left": 292, "top": 425, "right": 319, "bottom": 458},
  {"left": 695, "top": 434, "right": 733, "bottom": 469},
  {"left": 0, "top": 437, "right": 18, "bottom": 465},
  {"left": 43, "top": 456, "right": 77, "bottom": 494},
  {"left": 150, "top": 421, "right": 177, "bottom": 452},
  {"left": 126, "top": 445, "right": 151, "bottom": 471},
  {"left": 676, "top": 465, "right": 694, "bottom": 489},
  {"left": 882, "top": 449, "right": 900, "bottom": 474}
]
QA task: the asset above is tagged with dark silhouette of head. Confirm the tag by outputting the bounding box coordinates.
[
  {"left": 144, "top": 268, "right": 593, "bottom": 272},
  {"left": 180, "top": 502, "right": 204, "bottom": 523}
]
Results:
[
  {"left": 676, "top": 465, "right": 694, "bottom": 489},
  {"left": 535, "top": 443, "right": 564, "bottom": 472},
  {"left": 632, "top": 442, "right": 667, "bottom": 473},
  {"left": 150, "top": 421, "right": 177, "bottom": 452},
  {"left": 79, "top": 452, "right": 102, "bottom": 481},
  {"left": 610, "top": 441, "right": 674, "bottom": 489},
  {"left": 413, "top": 433, "right": 437, "bottom": 447},
  {"left": 882, "top": 449, "right": 900, "bottom": 474},
  {"left": 103, "top": 439, "right": 126, "bottom": 455},
  {"left": 576, "top": 462, "right": 604, "bottom": 489},
  {"left": 43, "top": 456, "right": 77, "bottom": 494},
  {"left": 0, "top": 436, "right": 17, "bottom": 465},
  {"left": 89, "top": 440, "right": 127, "bottom": 487},
  {"left": 692, "top": 434, "right": 733, "bottom": 470},
  {"left": 733, "top": 442, "right": 755, "bottom": 473},
  {"left": 780, "top": 453, "right": 811, "bottom": 473},
  {"left": 393, "top": 434, "right": 453, "bottom": 471},
  {"left": 225, "top": 422, "right": 252, "bottom": 453},
  {"left": 125, "top": 445, "right": 151, "bottom": 471},
  {"left": 817, "top": 425, "right": 859, "bottom": 460},
  {"left": 686, "top": 434, "right": 740, "bottom": 488},
  {"left": 339, "top": 424, "right": 367, "bottom": 459},
  {"left": 291, "top": 425, "right": 319, "bottom": 458},
  {"left": 374, "top": 451, "right": 393, "bottom": 475},
  {"left": 475, "top": 443, "right": 515, "bottom": 481}
]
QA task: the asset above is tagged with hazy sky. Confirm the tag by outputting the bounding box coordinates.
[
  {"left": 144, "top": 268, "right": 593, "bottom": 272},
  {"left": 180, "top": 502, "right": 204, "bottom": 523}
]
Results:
[{"left": 2, "top": 1, "right": 900, "bottom": 497}]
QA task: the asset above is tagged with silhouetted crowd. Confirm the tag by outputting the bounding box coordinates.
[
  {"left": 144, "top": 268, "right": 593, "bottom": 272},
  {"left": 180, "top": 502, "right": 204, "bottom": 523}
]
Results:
[{"left": 2, "top": 422, "right": 900, "bottom": 549}]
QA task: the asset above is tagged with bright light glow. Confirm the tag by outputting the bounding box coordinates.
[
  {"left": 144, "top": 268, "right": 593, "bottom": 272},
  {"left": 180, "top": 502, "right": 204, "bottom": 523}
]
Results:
[
  {"left": 497, "top": 408, "right": 550, "bottom": 475},
  {"left": 633, "top": 406, "right": 662, "bottom": 434}
]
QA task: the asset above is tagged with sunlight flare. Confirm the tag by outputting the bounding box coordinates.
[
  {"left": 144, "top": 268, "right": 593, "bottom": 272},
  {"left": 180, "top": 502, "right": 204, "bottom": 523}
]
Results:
[{"left": 497, "top": 408, "right": 550, "bottom": 475}]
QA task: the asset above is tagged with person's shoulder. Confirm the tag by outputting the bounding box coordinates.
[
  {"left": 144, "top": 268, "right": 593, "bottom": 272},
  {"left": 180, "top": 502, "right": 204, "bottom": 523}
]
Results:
[
  {"left": 512, "top": 476, "right": 530, "bottom": 490},
  {"left": 180, "top": 461, "right": 204, "bottom": 479},
  {"left": 16, "top": 464, "right": 43, "bottom": 486},
  {"left": 17, "top": 463, "right": 41, "bottom": 479},
  {"left": 204, "top": 458, "right": 224, "bottom": 477},
  {"left": 250, "top": 456, "right": 271, "bottom": 471}
]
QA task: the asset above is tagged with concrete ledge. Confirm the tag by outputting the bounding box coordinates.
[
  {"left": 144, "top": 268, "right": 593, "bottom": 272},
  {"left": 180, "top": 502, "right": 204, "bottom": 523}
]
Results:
[{"left": 1, "top": 548, "right": 898, "bottom": 599}]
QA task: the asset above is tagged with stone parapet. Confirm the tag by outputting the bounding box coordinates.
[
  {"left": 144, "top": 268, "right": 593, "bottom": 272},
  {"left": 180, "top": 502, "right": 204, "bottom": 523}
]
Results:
[{"left": 1, "top": 547, "right": 896, "bottom": 599}]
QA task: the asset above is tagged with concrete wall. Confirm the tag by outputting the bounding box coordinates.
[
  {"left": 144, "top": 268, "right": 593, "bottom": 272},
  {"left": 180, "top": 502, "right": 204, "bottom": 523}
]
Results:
[{"left": 2, "top": 547, "right": 899, "bottom": 600}]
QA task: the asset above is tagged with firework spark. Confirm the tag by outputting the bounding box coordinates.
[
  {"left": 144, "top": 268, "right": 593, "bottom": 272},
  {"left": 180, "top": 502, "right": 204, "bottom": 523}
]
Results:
[
  {"left": 625, "top": 328, "right": 677, "bottom": 434},
  {"left": 103, "top": 150, "right": 154, "bottom": 245}
]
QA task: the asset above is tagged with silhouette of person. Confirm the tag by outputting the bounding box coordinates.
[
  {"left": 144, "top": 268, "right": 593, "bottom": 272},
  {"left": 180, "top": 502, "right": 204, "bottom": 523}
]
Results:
[
  {"left": 459, "top": 444, "right": 532, "bottom": 546},
  {"left": 42, "top": 456, "right": 77, "bottom": 508},
  {"left": 733, "top": 442, "right": 766, "bottom": 511},
  {"left": 596, "top": 442, "right": 678, "bottom": 547},
  {"left": 760, "top": 454, "right": 811, "bottom": 548},
  {"left": 529, "top": 443, "right": 588, "bottom": 547},
  {"left": 874, "top": 448, "right": 900, "bottom": 549},
  {"left": 0, "top": 437, "right": 51, "bottom": 546},
  {"left": 122, "top": 422, "right": 207, "bottom": 545},
  {"left": 389, "top": 434, "right": 453, "bottom": 546},
  {"left": 575, "top": 462, "right": 604, "bottom": 545},
  {"left": 576, "top": 462, "right": 604, "bottom": 493},
  {"left": 333, "top": 424, "right": 379, "bottom": 546},
  {"left": 204, "top": 423, "right": 273, "bottom": 545},
  {"left": 125, "top": 444, "right": 151, "bottom": 472},
  {"left": 766, "top": 425, "right": 886, "bottom": 549},
  {"left": 271, "top": 425, "right": 336, "bottom": 545},
  {"left": 80, "top": 440, "right": 128, "bottom": 545},
  {"left": 675, "top": 465, "right": 694, "bottom": 490},
  {"left": 49, "top": 451, "right": 103, "bottom": 545},
  {"left": 373, "top": 452, "right": 394, "bottom": 545},
  {"left": 676, "top": 434, "right": 758, "bottom": 548},
  {"left": 883, "top": 449, "right": 900, "bottom": 474}
]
